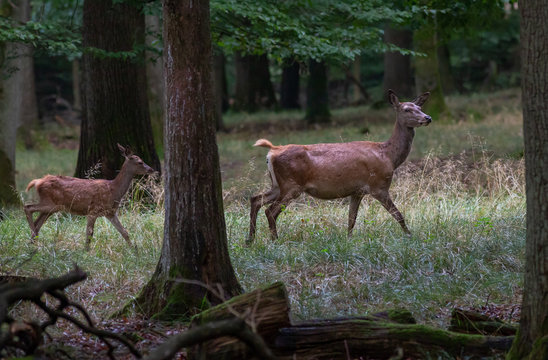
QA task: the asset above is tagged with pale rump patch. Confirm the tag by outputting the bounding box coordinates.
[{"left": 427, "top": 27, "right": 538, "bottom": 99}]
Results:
[{"left": 266, "top": 153, "right": 279, "bottom": 189}]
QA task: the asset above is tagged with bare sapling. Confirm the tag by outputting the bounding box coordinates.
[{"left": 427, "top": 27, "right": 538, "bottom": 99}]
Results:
[
  {"left": 24, "top": 144, "right": 155, "bottom": 250},
  {"left": 248, "top": 90, "right": 431, "bottom": 243}
]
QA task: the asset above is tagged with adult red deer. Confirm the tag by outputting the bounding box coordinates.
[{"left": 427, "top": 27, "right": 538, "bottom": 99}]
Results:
[
  {"left": 248, "top": 90, "right": 431, "bottom": 243},
  {"left": 24, "top": 144, "right": 155, "bottom": 250}
]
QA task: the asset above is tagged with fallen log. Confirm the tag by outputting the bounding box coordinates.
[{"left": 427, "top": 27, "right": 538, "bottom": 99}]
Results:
[
  {"left": 188, "top": 282, "right": 514, "bottom": 359},
  {"left": 449, "top": 308, "right": 517, "bottom": 336}
]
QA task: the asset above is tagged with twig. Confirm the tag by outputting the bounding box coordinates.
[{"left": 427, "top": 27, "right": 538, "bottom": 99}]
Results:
[{"left": 144, "top": 318, "right": 276, "bottom": 360}]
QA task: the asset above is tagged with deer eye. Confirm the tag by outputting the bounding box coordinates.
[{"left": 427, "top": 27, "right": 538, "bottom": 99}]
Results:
[{"left": 405, "top": 108, "right": 411, "bottom": 112}]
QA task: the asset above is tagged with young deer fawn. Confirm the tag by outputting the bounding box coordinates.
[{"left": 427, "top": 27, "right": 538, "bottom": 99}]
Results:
[
  {"left": 24, "top": 144, "right": 155, "bottom": 250},
  {"left": 248, "top": 90, "right": 431, "bottom": 243}
]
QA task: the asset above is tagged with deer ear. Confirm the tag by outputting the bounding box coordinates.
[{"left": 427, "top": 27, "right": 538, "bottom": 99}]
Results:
[
  {"left": 388, "top": 89, "right": 399, "bottom": 107},
  {"left": 117, "top": 143, "right": 128, "bottom": 158},
  {"left": 413, "top": 92, "right": 430, "bottom": 107}
]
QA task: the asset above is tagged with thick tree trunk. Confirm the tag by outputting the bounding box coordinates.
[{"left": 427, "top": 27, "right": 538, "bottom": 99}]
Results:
[
  {"left": 0, "top": 0, "right": 35, "bottom": 205},
  {"left": 413, "top": 25, "right": 447, "bottom": 118},
  {"left": 508, "top": 1, "right": 548, "bottom": 359},
  {"left": 305, "top": 60, "right": 330, "bottom": 124},
  {"left": 145, "top": 13, "right": 164, "bottom": 146},
  {"left": 233, "top": 53, "right": 277, "bottom": 112},
  {"left": 131, "top": 0, "right": 241, "bottom": 320},
  {"left": 213, "top": 48, "right": 228, "bottom": 131},
  {"left": 76, "top": 0, "right": 160, "bottom": 180},
  {"left": 383, "top": 25, "right": 413, "bottom": 98},
  {"left": 280, "top": 60, "right": 300, "bottom": 109}
]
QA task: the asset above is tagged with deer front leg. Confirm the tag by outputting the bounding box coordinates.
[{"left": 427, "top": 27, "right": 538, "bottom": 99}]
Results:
[
  {"left": 106, "top": 214, "right": 135, "bottom": 250},
  {"left": 348, "top": 194, "right": 364, "bottom": 236},
  {"left": 85, "top": 216, "right": 97, "bottom": 251},
  {"left": 248, "top": 188, "right": 280, "bottom": 245},
  {"left": 371, "top": 191, "right": 411, "bottom": 235}
]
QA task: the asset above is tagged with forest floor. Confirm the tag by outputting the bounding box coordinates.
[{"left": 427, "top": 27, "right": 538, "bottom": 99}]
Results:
[{"left": 1, "top": 88, "right": 524, "bottom": 359}]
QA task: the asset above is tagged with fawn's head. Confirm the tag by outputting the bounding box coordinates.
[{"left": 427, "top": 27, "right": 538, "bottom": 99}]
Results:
[
  {"left": 117, "top": 144, "right": 155, "bottom": 175},
  {"left": 388, "top": 89, "right": 432, "bottom": 128}
]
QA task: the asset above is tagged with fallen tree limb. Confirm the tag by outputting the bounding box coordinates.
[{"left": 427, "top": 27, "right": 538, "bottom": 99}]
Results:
[
  {"left": 145, "top": 318, "right": 276, "bottom": 360},
  {"left": 449, "top": 308, "right": 517, "bottom": 336},
  {"left": 189, "top": 282, "right": 514, "bottom": 359},
  {"left": 0, "top": 267, "right": 141, "bottom": 359}
]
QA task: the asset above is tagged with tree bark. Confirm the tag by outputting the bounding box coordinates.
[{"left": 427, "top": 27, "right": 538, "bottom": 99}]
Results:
[
  {"left": 413, "top": 25, "right": 447, "bottom": 118},
  {"left": 131, "top": 0, "right": 242, "bottom": 320},
  {"left": 508, "top": 1, "right": 548, "bottom": 358},
  {"left": 213, "top": 48, "right": 228, "bottom": 131},
  {"left": 189, "top": 282, "right": 513, "bottom": 360},
  {"left": 305, "top": 60, "right": 330, "bottom": 124},
  {"left": 75, "top": 0, "right": 161, "bottom": 180},
  {"left": 145, "top": 12, "right": 164, "bottom": 146},
  {"left": 233, "top": 53, "right": 277, "bottom": 112},
  {"left": 280, "top": 59, "right": 300, "bottom": 109},
  {"left": 0, "top": 0, "right": 35, "bottom": 205},
  {"left": 383, "top": 25, "right": 413, "bottom": 98}
]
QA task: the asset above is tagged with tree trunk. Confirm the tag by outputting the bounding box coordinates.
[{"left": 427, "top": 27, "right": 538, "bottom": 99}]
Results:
[
  {"left": 413, "top": 24, "right": 447, "bottom": 118},
  {"left": 233, "top": 53, "right": 277, "bottom": 112},
  {"left": 508, "top": 1, "right": 548, "bottom": 359},
  {"left": 0, "top": 0, "right": 34, "bottom": 205},
  {"left": 213, "top": 48, "right": 228, "bottom": 131},
  {"left": 280, "top": 60, "right": 300, "bottom": 109},
  {"left": 131, "top": 0, "right": 242, "bottom": 320},
  {"left": 145, "top": 12, "right": 164, "bottom": 146},
  {"left": 305, "top": 60, "right": 330, "bottom": 124},
  {"left": 75, "top": 0, "right": 160, "bottom": 180},
  {"left": 383, "top": 25, "right": 413, "bottom": 99},
  {"left": 437, "top": 42, "right": 456, "bottom": 94}
]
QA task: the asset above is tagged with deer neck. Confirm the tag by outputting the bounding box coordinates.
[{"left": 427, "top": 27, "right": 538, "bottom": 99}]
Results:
[
  {"left": 110, "top": 161, "right": 134, "bottom": 204},
  {"left": 383, "top": 118, "right": 415, "bottom": 169}
]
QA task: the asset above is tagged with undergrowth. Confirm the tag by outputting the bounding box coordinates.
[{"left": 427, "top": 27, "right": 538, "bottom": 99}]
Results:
[{"left": 1, "top": 89, "right": 525, "bottom": 329}]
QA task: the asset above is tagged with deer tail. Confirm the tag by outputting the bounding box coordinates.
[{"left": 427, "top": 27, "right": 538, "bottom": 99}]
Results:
[
  {"left": 254, "top": 139, "right": 278, "bottom": 149},
  {"left": 26, "top": 179, "right": 42, "bottom": 192}
]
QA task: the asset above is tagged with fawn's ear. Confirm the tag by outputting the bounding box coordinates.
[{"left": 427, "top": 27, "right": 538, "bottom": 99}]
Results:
[
  {"left": 388, "top": 89, "right": 400, "bottom": 108},
  {"left": 412, "top": 92, "right": 430, "bottom": 107},
  {"left": 117, "top": 143, "right": 129, "bottom": 158}
]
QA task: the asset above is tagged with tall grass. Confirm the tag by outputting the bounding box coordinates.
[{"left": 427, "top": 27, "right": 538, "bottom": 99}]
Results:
[{"left": 2, "top": 89, "right": 524, "bottom": 328}]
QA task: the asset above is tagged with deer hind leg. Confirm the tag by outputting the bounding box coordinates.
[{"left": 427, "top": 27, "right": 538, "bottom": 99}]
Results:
[
  {"left": 24, "top": 203, "right": 59, "bottom": 239},
  {"left": 264, "top": 189, "right": 301, "bottom": 240},
  {"left": 85, "top": 216, "right": 97, "bottom": 251},
  {"left": 33, "top": 212, "right": 53, "bottom": 238},
  {"left": 247, "top": 188, "right": 280, "bottom": 244},
  {"left": 106, "top": 215, "right": 134, "bottom": 250},
  {"left": 348, "top": 194, "right": 365, "bottom": 236},
  {"left": 371, "top": 191, "right": 411, "bottom": 235}
]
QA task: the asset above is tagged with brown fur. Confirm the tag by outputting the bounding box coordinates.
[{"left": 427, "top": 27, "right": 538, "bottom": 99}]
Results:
[
  {"left": 24, "top": 144, "right": 155, "bottom": 250},
  {"left": 247, "top": 90, "right": 431, "bottom": 243}
]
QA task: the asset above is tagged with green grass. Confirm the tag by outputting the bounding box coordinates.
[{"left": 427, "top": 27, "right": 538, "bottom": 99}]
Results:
[{"left": 2, "top": 88, "right": 525, "bottom": 328}]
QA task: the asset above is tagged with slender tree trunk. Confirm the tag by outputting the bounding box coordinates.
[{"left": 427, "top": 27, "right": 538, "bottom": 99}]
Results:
[
  {"left": 132, "top": 0, "right": 242, "bottom": 320},
  {"left": 437, "top": 42, "right": 456, "bottom": 94},
  {"left": 305, "top": 60, "right": 330, "bottom": 124},
  {"left": 145, "top": 12, "right": 164, "bottom": 146},
  {"left": 413, "top": 24, "right": 447, "bottom": 118},
  {"left": 233, "top": 53, "right": 276, "bottom": 112},
  {"left": 212, "top": 48, "right": 228, "bottom": 131},
  {"left": 280, "top": 59, "right": 300, "bottom": 109},
  {"left": 383, "top": 25, "right": 413, "bottom": 98},
  {"left": 76, "top": 0, "right": 160, "bottom": 180},
  {"left": 508, "top": 1, "right": 548, "bottom": 358}
]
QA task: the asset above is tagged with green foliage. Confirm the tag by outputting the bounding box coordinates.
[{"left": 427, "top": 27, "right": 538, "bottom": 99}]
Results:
[{"left": 211, "top": 0, "right": 413, "bottom": 63}]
